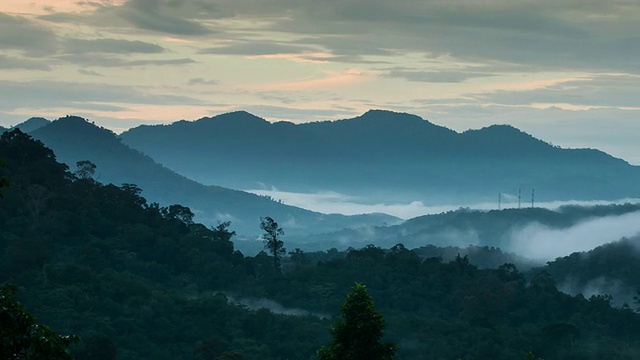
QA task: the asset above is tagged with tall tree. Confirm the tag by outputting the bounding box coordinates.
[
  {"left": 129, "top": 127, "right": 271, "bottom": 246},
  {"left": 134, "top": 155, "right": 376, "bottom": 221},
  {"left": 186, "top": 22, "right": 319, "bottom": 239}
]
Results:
[
  {"left": 260, "top": 216, "right": 285, "bottom": 273},
  {"left": 317, "top": 283, "right": 396, "bottom": 360},
  {"left": 74, "top": 160, "right": 97, "bottom": 180}
]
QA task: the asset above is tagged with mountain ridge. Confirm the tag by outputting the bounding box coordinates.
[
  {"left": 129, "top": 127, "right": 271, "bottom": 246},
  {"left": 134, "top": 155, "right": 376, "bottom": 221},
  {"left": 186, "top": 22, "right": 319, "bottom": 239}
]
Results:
[
  {"left": 119, "top": 109, "right": 640, "bottom": 203},
  {"left": 28, "top": 117, "right": 400, "bottom": 236}
]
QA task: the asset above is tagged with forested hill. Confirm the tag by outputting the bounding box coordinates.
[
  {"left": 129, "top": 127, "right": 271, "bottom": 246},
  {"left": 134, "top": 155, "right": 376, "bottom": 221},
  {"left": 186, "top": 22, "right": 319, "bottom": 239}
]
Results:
[
  {"left": 10, "top": 117, "right": 50, "bottom": 133},
  {"left": 545, "top": 237, "right": 640, "bottom": 306},
  {"left": 2, "top": 130, "right": 640, "bottom": 359},
  {"left": 26, "top": 117, "right": 398, "bottom": 235},
  {"left": 120, "top": 109, "right": 640, "bottom": 203},
  {"left": 292, "top": 204, "right": 640, "bottom": 254}
]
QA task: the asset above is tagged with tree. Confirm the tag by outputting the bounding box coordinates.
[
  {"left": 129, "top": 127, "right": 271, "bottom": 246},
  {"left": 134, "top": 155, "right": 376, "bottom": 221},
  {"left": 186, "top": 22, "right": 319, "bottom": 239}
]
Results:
[
  {"left": 317, "top": 283, "right": 396, "bottom": 360},
  {"left": 0, "top": 283, "right": 78, "bottom": 359},
  {"left": 74, "top": 160, "right": 96, "bottom": 180},
  {"left": 260, "top": 216, "right": 285, "bottom": 273}
]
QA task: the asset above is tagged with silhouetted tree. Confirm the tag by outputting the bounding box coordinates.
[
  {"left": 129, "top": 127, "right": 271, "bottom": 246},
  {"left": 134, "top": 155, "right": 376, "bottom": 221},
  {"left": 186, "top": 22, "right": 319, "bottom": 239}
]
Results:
[
  {"left": 260, "top": 216, "right": 285, "bottom": 273},
  {"left": 75, "top": 160, "right": 97, "bottom": 180},
  {"left": 317, "top": 283, "right": 396, "bottom": 360}
]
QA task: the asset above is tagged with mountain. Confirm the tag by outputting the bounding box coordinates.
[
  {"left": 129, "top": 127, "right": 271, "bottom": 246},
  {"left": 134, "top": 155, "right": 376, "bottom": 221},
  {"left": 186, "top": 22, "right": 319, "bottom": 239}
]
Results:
[
  {"left": 11, "top": 117, "right": 50, "bottom": 133},
  {"left": 0, "top": 125, "right": 5, "bottom": 133},
  {"left": 28, "top": 117, "right": 399, "bottom": 237},
  {"left": 291, "top": 203, "right": 640, "bottom": 256},
  {"left": 545, "top": 236, "right": 640, "bottom": 306},
  {"left": 120, "top": 110, "right": 640, "bottom": 204}
]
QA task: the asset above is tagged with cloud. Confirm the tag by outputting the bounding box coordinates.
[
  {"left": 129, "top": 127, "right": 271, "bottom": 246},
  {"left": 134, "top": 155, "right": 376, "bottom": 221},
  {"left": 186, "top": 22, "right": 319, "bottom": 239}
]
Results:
[
  {"left": 188, "top": 77, "right": 218, "bottom": 85},
  {"left": 58, "top": 54, "right": 195, "bottom": 67},
  {"left": 114, "top": 0, "right": 215, "bottom": 36},
  {"left": 0, "top": 12, "right": 58, "bottom": 55},
  {"left": 0, "top": 55, "right": 51, "bottom": 71},
  {"left": 384, "top": 68, "right": 495, "bottom": 83},
  {"left": 508, "top": 211, "right": 640, "bottom": 260},
  {"left": 477, "top": 74, "right": 640, "bottom": 109},
  {"left": 0, "top": 80, "right": 204, "bottom": 112},
  {"left": 63, "top": 38, "right": 166, "bottom": 54},
  {"left": 199, "top": 42, "right": 313, "bottom": 56}
]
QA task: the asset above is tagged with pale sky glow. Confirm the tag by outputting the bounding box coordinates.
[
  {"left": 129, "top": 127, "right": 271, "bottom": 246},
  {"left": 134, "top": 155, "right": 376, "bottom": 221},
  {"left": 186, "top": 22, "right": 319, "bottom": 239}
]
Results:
[{"left": 1, "top": 0, "right": 640, "bottom": 163}]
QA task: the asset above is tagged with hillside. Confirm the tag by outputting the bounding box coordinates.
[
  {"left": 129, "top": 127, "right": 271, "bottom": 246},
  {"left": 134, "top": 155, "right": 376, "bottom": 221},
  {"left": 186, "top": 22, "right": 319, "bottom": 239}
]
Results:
[
  {"left": 120, "top": 109, "right": 640, "bottom": 203},
  {"left": 545, "top": 237, "right": 640, "bottom": 306},
  {"left": 2, "top": 130, "right": 640, "bottom": 359},
  {"left": 27, "top": 117, "right": 399, "bottom": 236},
  {"left": 292, "top": 204, "right": 640, "bottom": 257},
  {"left": 11, "top": 117, "right": 50, "bottom": 133}
]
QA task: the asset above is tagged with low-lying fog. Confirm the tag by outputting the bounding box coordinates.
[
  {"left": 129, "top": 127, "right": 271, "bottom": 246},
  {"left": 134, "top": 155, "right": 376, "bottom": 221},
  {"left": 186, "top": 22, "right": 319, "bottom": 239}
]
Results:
[
  {"left": 243, "top": 188, "right": 640, "bottom": 262},
  {"left": 247, "top": 187, "right": 640, "bottom": 220}
]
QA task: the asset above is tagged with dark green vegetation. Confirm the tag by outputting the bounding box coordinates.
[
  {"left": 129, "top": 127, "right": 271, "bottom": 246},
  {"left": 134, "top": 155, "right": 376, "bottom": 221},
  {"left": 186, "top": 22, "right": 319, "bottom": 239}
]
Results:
[
  {"left": 1, "top": 283, "right": 78, "bottom": 359},
  {"left": 317, "top": 283, "right": 396, "bottom": 360},
  {"left": 25, "top": 116, "right": 397, "bottom": 236},
  {"left": 120, "top": 110, "right": 640, "bottom": 203},
  {"left": 546, "top": 237, "right": 640, "bottom": 306},
  {"left": 2, "top": 129, "right": 640, "bottom": 359}
]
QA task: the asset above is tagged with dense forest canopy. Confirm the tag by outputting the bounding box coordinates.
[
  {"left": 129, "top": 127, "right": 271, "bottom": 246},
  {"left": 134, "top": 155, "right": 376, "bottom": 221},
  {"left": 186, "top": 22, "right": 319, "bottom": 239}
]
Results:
[{"left": 1, "top": 129, "right": 640, "bottom": 359}]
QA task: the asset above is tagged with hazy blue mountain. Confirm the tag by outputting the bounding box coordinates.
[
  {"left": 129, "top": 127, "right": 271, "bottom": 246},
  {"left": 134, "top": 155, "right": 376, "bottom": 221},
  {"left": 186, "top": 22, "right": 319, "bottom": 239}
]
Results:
[
  {"left": 291, "top": 203, "right": 640, "bottom": 255},
  {"left": 120, "top": 110, "right": 640, "bottom": 204},
  {"left": 29, "top": 116, "right": 399, "bottom": 236},
  {"left": 0, "top": 125, "right": 6, "bottom": 133},
  {"left": 11, "top": 117, "right": 50, "bottom": 133}
]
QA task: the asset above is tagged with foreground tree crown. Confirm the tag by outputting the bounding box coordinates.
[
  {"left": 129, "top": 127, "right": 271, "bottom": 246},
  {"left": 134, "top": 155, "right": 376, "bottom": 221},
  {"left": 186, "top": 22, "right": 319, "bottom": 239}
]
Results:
[
  {"left": 317, "top": 283, "right": 396, "bottom": 360},
  {"left": 0, "top": 283, "right": 78, "bottom": 359}
]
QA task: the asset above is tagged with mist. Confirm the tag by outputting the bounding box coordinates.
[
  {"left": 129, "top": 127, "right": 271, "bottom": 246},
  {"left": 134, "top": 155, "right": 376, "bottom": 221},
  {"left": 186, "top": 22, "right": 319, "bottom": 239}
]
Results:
[
  {"left": 507, "top": 211, "right": 640, "bottom": 261},
  {"left": 246, "top": 187, "right": 640, "bottom": 220},
  {"left": 223, "top": 293, "right": 328, "bottom": 319}
]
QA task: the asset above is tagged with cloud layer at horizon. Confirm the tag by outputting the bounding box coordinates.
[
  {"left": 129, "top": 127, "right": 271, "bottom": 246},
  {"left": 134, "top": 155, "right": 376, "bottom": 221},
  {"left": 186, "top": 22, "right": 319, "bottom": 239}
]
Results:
[{"left": 1, "top": 0, "right": 640, "bottom": 163}]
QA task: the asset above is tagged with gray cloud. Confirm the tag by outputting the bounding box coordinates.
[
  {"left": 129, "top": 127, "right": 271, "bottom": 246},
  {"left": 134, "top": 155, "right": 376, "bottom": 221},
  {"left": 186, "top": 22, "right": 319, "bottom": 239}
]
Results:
[
  {"left": 384, "top": 68, "right": 495, "bottom": 83},
  {"left": 78, "top": 69, "right": 104, "bottom": 76},
  {"left": 478, "top": 74, "right": 640, "bottom": 108},
  {"left": 114, "top": 0, "right": 216, "bottom": 35},
  {"left": 199, "top": 42, "right": 312, "bottom": 56},
  {"left": 0, "top": 80, "right": 204, "bottom": 112},
  {"left": 58, "top": 54, "right": 195, "bottom": 67},
  {"left": 0, "top": 12, "right": 58, "bottom": 55},
  {"left": 0, "top": 55, "right": 51, "bottom": 71},
  {"left": 188, "top": 78, "right": 218, "bottom": 85},
  {"left": 64, "top": 38, "right": 165, "bottom": 54}
]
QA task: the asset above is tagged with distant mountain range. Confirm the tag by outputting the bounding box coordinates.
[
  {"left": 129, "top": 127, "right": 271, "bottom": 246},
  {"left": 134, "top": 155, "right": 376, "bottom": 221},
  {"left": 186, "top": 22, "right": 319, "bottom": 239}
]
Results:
[
  {"left": 4, "top": 116, "right": 398, "bottom": 236},
  {"left": 120, "top": 110, "right": 640, "bottom": 204}
]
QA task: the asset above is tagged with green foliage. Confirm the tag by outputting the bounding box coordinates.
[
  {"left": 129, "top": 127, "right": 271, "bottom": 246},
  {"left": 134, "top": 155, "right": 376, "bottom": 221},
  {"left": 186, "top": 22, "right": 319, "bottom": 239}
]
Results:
[
  {"left": 0, "top": 283, "right": 78, "bottom": 359},
  {"left": 3, "top": 129, "right": 640, "bottom": 360},
  {"left": 260, "top": 216, "right": 286, "bottom": 272},
  {"left": 317, "top": 283, "right": 396, "bottom": 360}
]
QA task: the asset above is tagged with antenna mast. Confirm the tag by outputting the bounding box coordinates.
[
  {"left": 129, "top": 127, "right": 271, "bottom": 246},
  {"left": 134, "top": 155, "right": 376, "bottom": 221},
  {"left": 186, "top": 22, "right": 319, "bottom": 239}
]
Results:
[
  {"left": 531, "top": 188, "right": 535, "bottom": 208},
  {"left": 498, "top": 193, "right": 501, "bottom": 210},
  {"left": 518, "top": 188, "right": 521, "bottom": 209}
]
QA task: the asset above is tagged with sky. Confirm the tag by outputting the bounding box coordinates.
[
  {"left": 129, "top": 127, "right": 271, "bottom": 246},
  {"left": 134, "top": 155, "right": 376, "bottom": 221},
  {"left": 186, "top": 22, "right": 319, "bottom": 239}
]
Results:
[{"left": 1, "top": 0, "right": 639, "bottom": 164}]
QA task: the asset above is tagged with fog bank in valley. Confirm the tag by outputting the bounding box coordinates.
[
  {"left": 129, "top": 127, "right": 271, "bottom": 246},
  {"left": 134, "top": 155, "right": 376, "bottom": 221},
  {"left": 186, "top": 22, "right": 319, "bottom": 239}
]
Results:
[
  {"left": 247, "top": 187, "right": 640, "bottom": 220},
  {"left": 507, "top": 211, "right": 640, "bottom": 261}
]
